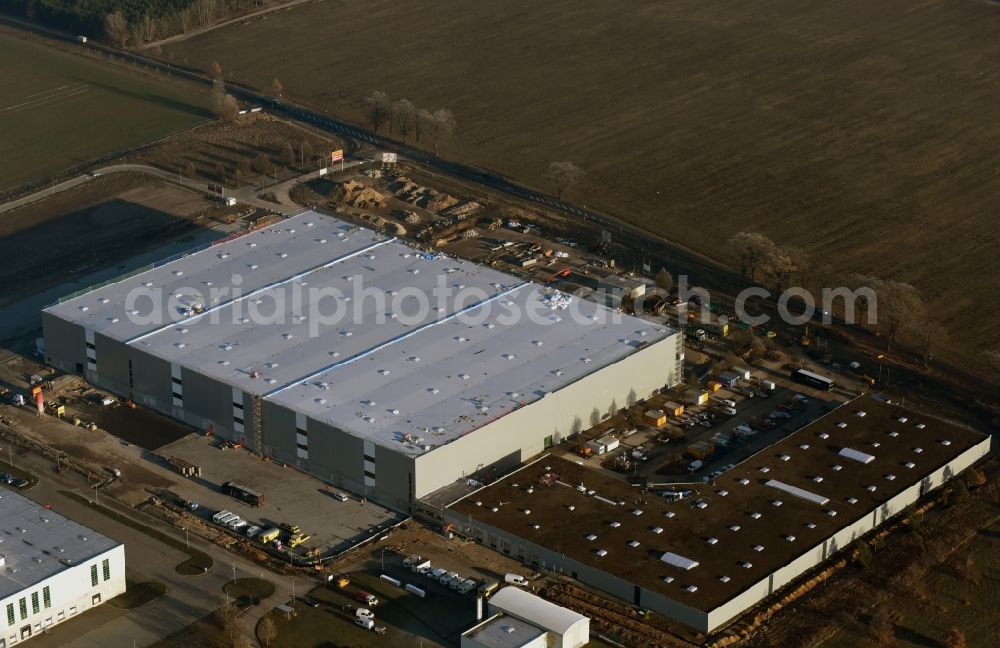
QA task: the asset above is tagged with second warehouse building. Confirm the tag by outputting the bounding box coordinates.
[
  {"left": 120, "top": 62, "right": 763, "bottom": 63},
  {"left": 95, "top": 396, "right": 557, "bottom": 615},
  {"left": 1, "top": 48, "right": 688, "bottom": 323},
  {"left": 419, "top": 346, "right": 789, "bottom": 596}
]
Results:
[{"left": 42, "top": 211, "right": 682, "bottom": 512}]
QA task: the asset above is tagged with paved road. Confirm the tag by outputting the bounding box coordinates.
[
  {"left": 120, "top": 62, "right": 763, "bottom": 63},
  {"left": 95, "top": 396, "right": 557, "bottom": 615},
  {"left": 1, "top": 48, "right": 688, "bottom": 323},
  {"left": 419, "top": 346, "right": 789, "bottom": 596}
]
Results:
[
  {"left": 0, "top": 163, "right": 283, "bottom": 215},
  {"left": 7, "top": 445, "right": 297, "bottom": 648}
]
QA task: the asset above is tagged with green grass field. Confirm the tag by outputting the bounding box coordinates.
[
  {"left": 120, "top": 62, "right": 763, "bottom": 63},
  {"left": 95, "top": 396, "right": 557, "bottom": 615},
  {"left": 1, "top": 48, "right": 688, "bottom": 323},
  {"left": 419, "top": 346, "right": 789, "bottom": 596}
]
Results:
[
  {"left": 161, "top": 0, "right": 1000, "bottom": 357},
  {"left": 0, "top": 31, "right": 209, "bottom": 191}
]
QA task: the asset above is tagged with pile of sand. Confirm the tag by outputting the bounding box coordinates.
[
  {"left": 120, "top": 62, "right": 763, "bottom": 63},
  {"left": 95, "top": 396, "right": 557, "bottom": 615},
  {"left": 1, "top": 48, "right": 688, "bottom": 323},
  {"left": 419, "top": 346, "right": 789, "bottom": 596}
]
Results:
[{"left": 333, "top": 180, "right": 385, "bottom": 208}]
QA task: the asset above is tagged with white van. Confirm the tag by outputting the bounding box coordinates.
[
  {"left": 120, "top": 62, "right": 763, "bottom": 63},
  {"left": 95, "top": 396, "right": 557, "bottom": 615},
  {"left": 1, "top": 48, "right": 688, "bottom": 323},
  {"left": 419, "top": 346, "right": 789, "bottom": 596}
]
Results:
[
  {"left": 333, "top": 491, "right": 349, "bottom": 502},
  {"left": 504, "top": 573, "right": 527, "bottom": 586},
  {"left": 722, "top": 406, "right": 737, "bottom": 416}
]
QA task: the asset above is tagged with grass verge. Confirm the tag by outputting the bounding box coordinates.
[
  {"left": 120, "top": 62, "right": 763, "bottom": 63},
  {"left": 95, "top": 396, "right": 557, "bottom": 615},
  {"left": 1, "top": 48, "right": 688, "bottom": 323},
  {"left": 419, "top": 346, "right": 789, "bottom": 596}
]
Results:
[
  {"left": 59, "top": 490, "right": 213, "bottom": 574},
  {"left": 224, "top": 577, "right": 275, "bottom": 606},
  {"left": 109, "top": 580, "right": 167, "bottom": 609}
]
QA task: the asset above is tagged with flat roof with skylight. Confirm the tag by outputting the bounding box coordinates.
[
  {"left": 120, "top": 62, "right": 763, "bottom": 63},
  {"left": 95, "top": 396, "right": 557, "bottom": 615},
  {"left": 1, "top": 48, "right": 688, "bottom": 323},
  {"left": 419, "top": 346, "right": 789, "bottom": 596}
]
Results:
[
  {"left": 448, "top": 395, "right": 989, "bottom": 612},
  {"left": 0, "top": 491, "right": 121, "bottom": 599},
  {"left": 44, "top": 211, "right": 674, "bottom": 455}
]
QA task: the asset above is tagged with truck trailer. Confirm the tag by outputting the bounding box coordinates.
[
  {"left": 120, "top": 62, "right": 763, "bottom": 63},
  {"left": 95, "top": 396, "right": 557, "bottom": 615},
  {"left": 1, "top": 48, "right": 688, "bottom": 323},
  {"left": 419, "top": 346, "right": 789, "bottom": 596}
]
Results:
[{"left": 223, "top": 481, "right": 264, "bottom": 507}]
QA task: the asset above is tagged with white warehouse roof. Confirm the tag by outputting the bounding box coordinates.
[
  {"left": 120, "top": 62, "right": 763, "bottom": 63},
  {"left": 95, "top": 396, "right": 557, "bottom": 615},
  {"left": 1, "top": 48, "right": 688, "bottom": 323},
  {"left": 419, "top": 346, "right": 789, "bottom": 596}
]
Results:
[
  {"left": 488, "top": 587, "right": 589, "bottom": 636},
  {"left": 45, "top": 211, "right": 675, "bottom": 456},
  {"left": 0, "top": 491, "right": 120, "bottom": 599}
]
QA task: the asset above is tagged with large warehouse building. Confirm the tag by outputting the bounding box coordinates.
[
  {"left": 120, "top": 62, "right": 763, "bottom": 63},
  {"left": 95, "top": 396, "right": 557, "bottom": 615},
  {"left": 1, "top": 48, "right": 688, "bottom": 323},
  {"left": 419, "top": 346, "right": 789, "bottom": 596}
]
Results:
[
  {"left": 0, "top": 492, "right": 125, "bottom": 646},
  {"left": 445, "top": 396, "right": 991, "bottom": 632},
  {"left": 42, "top": 211, "right": 681, "bottom": 512}
]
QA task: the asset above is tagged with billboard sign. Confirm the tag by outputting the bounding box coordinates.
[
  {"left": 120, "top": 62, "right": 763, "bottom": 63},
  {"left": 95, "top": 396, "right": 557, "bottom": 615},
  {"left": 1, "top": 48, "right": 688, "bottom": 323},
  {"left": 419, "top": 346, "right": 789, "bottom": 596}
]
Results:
[
  {"left": 382, "top": 152, "right": 397, "bottom": 164},
  {"left": 330, "top": 149, "right": 344, "bottom": 163}
]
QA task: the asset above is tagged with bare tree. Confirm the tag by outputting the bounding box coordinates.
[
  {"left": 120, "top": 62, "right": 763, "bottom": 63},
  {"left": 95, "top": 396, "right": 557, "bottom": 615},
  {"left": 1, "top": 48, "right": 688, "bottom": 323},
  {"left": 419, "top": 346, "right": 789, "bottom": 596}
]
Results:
[
  {"left": 258, "top": 616, "right": 278, "bottom": 648},
  {"left": 429, "top": 108, "right": 456, "bottom": 155},
  {"left": 909, "top": 319, "right": 947, "bottom": 368},
  {"left": 138, "top": 14, "right": 157, "bottom": 44},
  {"left": 220, "top": 94, "right": 240, "bottom": 122},
  {"left": 238, "top": 158, "right": 252, "bottom": 179},
  {"left": 183, "top": 161, "right": 197, "bottom": 179},
  {"left": 271, "top": 78, "right": 284, "bottom": 98},
  {"left": 210, "top": 61, "right": 223, "bottom": 79},
  {"left": 872, "top": 279, "right": 924, "bottom": 351},
  {"left": 210, "top": 78, "right": 226, "bottom": 117},
  {"left": 391, "top": 99, "right": 417, "bottom": 143},
  {"left": 234, "top": 168, "right": 243, "bottom": 189},
  {"left": 761, "top": 245, "right": 795, "bottom": 294},
  {"left": 727, "top": 232, "right": 776, "bottom": 284},
  {"left": 217, "top": 604, "right": 241, "bottom": 647},
  {"left": 545, "top": 161, "right": 584, "bottom": 199},
  {"left": 654, "top": 267, "right": 674, "bottom": 293},
  {"left": 104, "top": 12, "right": 129, "bottom": 47},
  {"left": 364, "top": 90, "right": 391, "bottom": 134},
  {"left": 213, "top": 162, "right": 226, "bottom": 182},
  {"left": 415, "top": 108, "right": 431, "bottom": 147}
]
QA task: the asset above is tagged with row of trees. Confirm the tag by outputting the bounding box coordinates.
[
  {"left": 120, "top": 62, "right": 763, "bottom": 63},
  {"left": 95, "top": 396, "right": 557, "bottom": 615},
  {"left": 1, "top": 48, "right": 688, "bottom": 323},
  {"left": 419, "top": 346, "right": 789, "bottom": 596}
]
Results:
[
  {"left": 181, "top": 136, "right": 319, "bottom": 188},
  {"left": 362, "top": 91, "right": 456, "bottom": 155},
  {"left": 727, "top": 231, "right": 945, "bottom": 362},
  {"left": 91, "top": 1, "right": 269, "bottom": 48}
]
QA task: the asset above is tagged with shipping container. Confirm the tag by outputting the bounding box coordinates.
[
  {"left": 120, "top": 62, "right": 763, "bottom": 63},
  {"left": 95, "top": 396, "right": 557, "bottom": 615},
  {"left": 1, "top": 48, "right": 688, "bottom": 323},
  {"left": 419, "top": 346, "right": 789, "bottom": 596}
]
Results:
[{"left": 223, "top": 481, "right": 264, "bottom": 507}]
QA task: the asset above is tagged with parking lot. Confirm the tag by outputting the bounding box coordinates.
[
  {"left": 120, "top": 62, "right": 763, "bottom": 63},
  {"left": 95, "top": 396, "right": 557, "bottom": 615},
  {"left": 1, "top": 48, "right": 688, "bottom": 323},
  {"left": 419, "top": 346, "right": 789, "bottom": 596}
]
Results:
[
  {"left": 551, "top": 364, "right": 847, "bottom": 488},
  {"left": 157, "top": 434, "right": 404, "bottom": 555}
]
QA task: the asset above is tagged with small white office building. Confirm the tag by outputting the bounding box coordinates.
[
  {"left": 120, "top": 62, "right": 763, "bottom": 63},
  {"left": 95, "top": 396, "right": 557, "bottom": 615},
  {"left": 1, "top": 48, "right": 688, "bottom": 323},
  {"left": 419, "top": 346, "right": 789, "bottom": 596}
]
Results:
[
  {"left": 467, "top": 587, "right": 589, "bottom": 648},
  {"left": 0, "top": 491, "right": 125, "bottom": 646}
]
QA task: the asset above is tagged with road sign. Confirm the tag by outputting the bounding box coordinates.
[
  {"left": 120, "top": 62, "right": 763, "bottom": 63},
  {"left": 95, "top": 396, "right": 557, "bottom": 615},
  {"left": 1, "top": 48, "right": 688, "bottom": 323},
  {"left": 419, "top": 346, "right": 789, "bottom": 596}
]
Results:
[
  {"left": 381, "top": 152, "right": 397, "bottom": 164},
  {"left": 330, "top": 150, "right": 344, "bottom": 163}
]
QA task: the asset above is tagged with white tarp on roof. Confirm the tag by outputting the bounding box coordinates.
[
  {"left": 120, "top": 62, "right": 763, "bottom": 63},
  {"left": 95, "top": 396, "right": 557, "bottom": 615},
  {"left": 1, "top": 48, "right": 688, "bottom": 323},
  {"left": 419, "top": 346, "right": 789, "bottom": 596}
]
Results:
[
  {"left": 839, "top": 447, "right": 875, "bottom": 464},
  {"left": 765, "top": 479, "right": 829, "bottom": 506},
  {"left": 659, "top": 552, "right": 700, "bottom": 570},
  {"left": 489, "top": 587, "right": 589, "bottom": 636}
]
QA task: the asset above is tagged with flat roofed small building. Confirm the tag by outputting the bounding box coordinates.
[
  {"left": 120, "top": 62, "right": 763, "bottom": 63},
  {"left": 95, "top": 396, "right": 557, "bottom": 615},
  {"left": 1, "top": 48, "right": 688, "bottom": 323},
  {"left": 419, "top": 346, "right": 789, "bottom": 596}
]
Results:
[
  {"left": 0, "top": 491, "right": 125, "bottom": 645},
  {"left": 42, "top": 211, "right": 681, "bottom": 512},
  {"left": 486, "top": 588, "right": 589, "bottom": 648},
  {"left": 462, "top": 614, "right": 546, "bottom": 648},
  {"left": 446, "top": 395, "right": 990, "bottom": 632}
]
